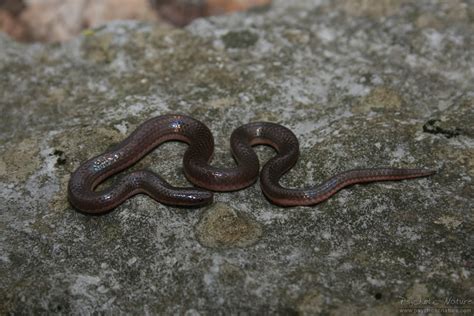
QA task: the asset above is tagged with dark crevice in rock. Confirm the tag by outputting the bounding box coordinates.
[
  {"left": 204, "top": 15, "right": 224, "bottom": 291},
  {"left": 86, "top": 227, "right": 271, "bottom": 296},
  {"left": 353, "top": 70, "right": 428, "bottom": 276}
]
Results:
[
  {"left": 422, "top": 119, "right": 462, "bottom": 138},
  {"left": 51, "top": 149, "right": 67, "bottom": 166}
]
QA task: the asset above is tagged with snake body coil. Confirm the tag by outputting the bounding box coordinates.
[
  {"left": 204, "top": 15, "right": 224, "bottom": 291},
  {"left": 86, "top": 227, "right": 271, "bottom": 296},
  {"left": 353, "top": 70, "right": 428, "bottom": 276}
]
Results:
[{"left": 68, "top": 114, "right": 435, "bottom": 214}]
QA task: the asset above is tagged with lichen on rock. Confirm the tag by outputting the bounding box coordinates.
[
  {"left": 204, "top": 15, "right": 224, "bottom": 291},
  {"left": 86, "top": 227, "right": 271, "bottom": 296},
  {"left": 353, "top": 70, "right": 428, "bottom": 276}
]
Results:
[{"left": 195, "top": 203, "right": 262, "bottom": 248}]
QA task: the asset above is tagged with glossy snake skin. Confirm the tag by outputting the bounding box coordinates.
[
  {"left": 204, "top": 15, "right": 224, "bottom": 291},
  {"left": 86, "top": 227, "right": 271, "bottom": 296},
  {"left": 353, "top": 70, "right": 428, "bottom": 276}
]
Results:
[{"left": 68, "top": 114, "right": 435, "bottom": 214}]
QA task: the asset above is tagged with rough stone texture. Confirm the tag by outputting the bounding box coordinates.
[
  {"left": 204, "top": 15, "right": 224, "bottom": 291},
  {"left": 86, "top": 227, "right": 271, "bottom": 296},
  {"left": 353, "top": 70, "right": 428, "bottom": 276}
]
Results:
[{"left": 1, "top": 0, "right": 473, "bottom": 314}]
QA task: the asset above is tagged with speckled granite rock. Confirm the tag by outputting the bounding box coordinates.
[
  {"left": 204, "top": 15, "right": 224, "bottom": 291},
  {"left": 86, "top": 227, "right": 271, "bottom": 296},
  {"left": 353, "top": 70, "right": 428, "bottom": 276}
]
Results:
[{"left": 1, "top": 0, "right": 473, "bottom": 314}]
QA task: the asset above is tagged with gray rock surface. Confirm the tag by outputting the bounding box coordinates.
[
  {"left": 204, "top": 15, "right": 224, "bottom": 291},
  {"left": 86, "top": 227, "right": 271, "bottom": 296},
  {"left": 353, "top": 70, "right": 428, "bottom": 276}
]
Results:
[{"left": 1, "top": 0, "right": 473, "bottom": 314}]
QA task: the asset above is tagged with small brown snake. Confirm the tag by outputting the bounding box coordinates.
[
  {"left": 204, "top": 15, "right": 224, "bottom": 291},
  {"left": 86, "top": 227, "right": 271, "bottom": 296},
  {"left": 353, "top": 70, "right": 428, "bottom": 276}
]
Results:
[{"left": 68, "top": 114, "right": 435, "bottom": 214}]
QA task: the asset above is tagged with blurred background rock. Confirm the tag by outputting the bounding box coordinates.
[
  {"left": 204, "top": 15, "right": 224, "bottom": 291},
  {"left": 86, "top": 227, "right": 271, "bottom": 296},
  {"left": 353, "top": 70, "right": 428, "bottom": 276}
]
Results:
[{"left": 0, "top": 0, "right": 271, "bottom": 42}]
